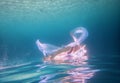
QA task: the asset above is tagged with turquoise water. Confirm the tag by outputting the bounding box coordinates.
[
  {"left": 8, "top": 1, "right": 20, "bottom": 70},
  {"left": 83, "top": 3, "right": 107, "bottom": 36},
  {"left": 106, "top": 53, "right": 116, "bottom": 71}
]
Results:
[
  {"left": 0, "top": 62, "right": 98, "bottom": 83},
  {"left": 0, "top": 0, "right": 120, "bottom": 83}
]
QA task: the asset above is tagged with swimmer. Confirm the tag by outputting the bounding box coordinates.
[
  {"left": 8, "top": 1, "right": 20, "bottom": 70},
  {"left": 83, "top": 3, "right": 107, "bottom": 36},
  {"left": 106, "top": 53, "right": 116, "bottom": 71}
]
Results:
[{"left": 36, "top": 27, "right": 88, "bottom": 65}]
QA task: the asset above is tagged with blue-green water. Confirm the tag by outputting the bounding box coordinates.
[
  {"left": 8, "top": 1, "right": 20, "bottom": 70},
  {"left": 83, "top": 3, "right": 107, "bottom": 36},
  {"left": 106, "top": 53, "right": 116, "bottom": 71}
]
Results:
[{"left": 0, "top": 0, "right": 120, "bottom": 83}]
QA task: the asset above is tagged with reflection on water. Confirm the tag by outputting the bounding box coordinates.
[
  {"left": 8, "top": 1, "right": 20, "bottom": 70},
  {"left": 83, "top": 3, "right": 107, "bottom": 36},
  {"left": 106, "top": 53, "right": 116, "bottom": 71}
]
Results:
[
  {"left": 37, "top": 49, "right": 95, "bottom": 83},
  {"left": 38, "top": 65, "right": 95, "bottom": 83},
  {"left": 0, "top": 56, "right": 97, "bottom": 83},
  {"left": 62, "top": 67, "right": 94, "bottom": 83}
]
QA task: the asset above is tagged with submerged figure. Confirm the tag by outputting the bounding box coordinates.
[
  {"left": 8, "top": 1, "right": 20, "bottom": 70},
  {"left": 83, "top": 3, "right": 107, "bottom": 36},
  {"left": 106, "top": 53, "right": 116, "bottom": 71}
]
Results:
[
  {"left": 36, "top": 27, "right": 96, "bottom": 83},
  {"left": 36, "top": 27, "right": 88, "bottom": 65}
]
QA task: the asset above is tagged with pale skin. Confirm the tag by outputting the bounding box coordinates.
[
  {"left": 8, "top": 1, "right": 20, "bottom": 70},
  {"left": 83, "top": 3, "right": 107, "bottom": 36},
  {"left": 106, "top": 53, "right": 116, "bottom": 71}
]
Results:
[{"left": 44, "top": 44, "right": 87, "bottom": 65}]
